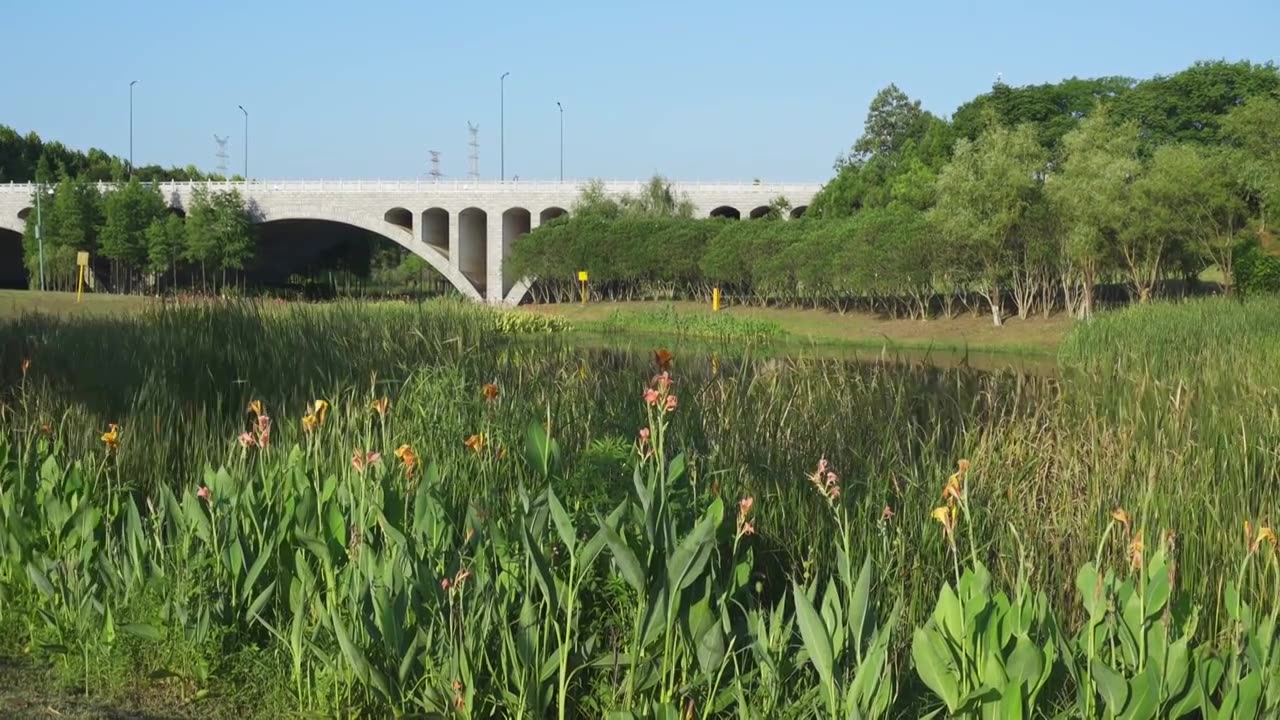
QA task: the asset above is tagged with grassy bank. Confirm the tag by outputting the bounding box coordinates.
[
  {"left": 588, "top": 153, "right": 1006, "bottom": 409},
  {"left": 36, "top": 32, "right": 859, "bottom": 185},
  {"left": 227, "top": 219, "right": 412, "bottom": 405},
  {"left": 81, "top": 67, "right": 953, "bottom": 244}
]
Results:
[
  {"left": 528, "top": 300, "right": 1070, "bottom": 354},
  {"left": 0, "top": 297, "right": 1276, "bottom": 716}
]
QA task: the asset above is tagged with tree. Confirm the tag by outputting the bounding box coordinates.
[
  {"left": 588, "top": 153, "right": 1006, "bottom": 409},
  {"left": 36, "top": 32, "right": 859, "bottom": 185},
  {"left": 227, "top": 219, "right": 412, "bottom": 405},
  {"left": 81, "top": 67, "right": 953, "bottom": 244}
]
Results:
[
  {"left": 146, "top": 214, "right": 186, "bottom": 289},
  {"left": 620, "top": 176, "right": 695, "bottom": 218},
  {"left": 1222, "top": 95, "right": 1280, "bottom": 234},
  {"left": 100, "top": 178, "right": 166, "bottom": 292},
  {"left": 847, "top": 84, "right": 927, "bottom": 165},
  {"left": 1142, "top": 145, "right": 1249, "bottom": 295},
  {"left": 1048, "top": 111, "right": 1140, "bottom": 317},
  {"left": 572, "top": 179, "right": 621, "bottom": 219},
  {"left": 184, "top": 187, "right": 253, "bottom": 292},
  {"left": 931, "top": 123, "right": 1048, "bottom": 326}
]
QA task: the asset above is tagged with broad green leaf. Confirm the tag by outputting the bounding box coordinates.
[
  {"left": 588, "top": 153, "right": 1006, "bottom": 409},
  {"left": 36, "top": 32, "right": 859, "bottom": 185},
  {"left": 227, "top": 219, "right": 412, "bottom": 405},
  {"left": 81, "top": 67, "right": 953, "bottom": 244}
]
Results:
[
  {"left": 912, "top": 626, "right": 960, "bottom": 711},
  {"left": 546, "top": 487, "right": 577, "bottom": 553},
  {"left": 849, "top": 554, "right": 873, "bottom": 647},
  {"left": 26, "top": 562, "right": 55, "bottom": 598},
  {"left": 793, "top": 581, "right": 834, "bottom": 687},
  {"left": 1090, "top": 659, "right": 1130, "bottom": 714},
  {"left": 600, "top": 520, "right": 645, "bottom": 593},
  {"left": 121, "top": 623, "right": 164, "bottom": 642},
  {"left": 1000, "top": 680, "right": 1025, "bottom": 720}
]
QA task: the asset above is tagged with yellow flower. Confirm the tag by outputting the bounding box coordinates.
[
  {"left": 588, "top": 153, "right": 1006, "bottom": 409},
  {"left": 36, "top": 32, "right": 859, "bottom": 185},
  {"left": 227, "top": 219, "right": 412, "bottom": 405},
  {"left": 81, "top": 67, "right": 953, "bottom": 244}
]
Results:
[
  {"left": 1253, "top": 527, "right": 1277, "bottom": 554},
  {"left": 943, "top": 474, "right": 962, "bottom": 505},
  {"left": 247, "top": 400, "right": 264, "bottom": 418},
  {"left": 464, "top": 433, "right": 486, "bottom": 454},
  {"left": 313, "top": 400, "right": 330, "bottom": 425},
  {"left": 930, "top": 505, "right": 956, "bottom": 536},
  {"left": 370, "top": 397, "right": 390, "bottom": 419},
  {"left": 1245, "top": 520, "right": 1254, "bottom": 548},
  {"left": 481, "top": 383, "right": 500, "bottom": 403},
  {"left": 1111, "top": 509, "right": 1131, "bottom": 528},
  {"left": 100, "top": 423, "right": 120, "bottom": 452}
]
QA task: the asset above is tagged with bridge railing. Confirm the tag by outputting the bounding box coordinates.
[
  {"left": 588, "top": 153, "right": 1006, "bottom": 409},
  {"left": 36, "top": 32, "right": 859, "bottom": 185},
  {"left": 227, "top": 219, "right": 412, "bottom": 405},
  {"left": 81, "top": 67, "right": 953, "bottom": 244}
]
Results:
[{"left": 0, "top": 179, "right": 821, "bottom": 194}]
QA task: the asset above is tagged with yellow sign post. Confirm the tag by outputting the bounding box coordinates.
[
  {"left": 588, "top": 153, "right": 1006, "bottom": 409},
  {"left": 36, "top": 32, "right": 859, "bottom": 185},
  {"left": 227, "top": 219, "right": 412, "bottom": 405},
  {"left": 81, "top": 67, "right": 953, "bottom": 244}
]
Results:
[
  {"left": 75, "top": 252, "right": 89, "bottom": 304},
  {"left": 577, "top": 270, "right": 589, "bottom": 305},
  {"left": 712, "top": 287, "right": 721, "bottom": 312}
]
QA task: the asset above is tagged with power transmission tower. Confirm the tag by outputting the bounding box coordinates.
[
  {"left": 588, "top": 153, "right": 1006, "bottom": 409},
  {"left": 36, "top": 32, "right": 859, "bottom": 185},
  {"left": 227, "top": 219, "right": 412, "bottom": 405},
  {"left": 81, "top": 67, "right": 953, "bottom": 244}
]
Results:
[
  {"left": 214, "top": 134, "right": 230, "bottom": 177},
  {"left": 467, "top": 122, "right": 480, "bottom": 182},
  {"left": 428, "top": 150, "right": 443, "bottom": 182}
]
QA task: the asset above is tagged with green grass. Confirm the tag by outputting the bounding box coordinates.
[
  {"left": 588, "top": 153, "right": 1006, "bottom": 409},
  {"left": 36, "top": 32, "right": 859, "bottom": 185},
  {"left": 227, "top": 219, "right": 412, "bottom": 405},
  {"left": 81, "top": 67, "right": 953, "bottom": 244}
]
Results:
[
  {"left": 0, "top": 296, "right": 1277, "bottom": 716},
  {"left": 530, "top": 299, "right": 1071, "bottom": 355}
]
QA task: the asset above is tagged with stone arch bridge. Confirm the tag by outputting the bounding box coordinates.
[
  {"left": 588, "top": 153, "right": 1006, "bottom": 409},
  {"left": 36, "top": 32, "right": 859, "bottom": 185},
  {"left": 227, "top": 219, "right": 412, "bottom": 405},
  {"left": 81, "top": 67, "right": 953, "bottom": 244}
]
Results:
[{"left": 0, "top": 180, "right": 820, "bottom": 303}]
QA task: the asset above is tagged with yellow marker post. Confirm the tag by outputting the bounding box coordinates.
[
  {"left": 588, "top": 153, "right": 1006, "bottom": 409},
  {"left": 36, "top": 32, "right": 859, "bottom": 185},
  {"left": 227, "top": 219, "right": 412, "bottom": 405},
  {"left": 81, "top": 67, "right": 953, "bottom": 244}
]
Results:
[
  {"left": 577, "top": 270, "right": 589, "bottom": 305},
  {"left": 712, "top": 287, "right": 721, "bottom": 312},
  {"left": 75, "top": 251, "right": 89, "bottom": 303}
]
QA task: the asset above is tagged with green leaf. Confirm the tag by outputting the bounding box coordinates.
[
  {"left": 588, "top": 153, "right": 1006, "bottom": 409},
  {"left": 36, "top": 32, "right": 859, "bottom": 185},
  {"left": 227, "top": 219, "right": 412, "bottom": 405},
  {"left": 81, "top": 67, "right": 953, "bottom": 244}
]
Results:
[
  {"left": 121, "top": 623, "right": 164, "bottom": 642},
  {"left": 521, "top": 523, "right": 559, "bottom": 614},
  {"left": 246, "top": 580, "right": 277, "bottom": 622},
  {"left": 600, "top": 518, "right": 645, "bottom": 594},
  {"left": 1006, "top": 636, "right": 1044, "bottom": 688},
  {"left": 1000, "top": 680, "right": 1025, "bottom": 720},
  {"left": 326, "top": 502, "right": 346, "bottom": 550},
  {"left": 1090, "top": 659, "right": 1130, "bottom": 714},
  {"left": 912, "top": 626, "right": 960, "bottom": 711},
  {"left": 25, "top": 562, "right": 55, "bottom": 598},
  {"left": 793, "top": 581, "right": 834, "bottom": 687},
  {"left": 546, "top": 487, "right": 577, "bottom": 554},
  {"left": 849, "top": 554, "right": 872, "bottom": 646}
]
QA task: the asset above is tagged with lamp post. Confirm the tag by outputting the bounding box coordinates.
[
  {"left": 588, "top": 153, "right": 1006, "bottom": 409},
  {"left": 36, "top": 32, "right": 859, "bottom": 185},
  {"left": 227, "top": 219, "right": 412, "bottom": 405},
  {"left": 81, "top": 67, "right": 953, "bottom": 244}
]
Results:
[
  {"left": 129, "top": 80, "right": 138, "bottom": 175},
  {"left": 556, "top": 101, "right": 563, "bottom": 183},
  {"left": 238, "top": 105, "right": 249, "bottom": 180},
  {"left": 500, "top": 71, "right": 509, "bottom": 182}
]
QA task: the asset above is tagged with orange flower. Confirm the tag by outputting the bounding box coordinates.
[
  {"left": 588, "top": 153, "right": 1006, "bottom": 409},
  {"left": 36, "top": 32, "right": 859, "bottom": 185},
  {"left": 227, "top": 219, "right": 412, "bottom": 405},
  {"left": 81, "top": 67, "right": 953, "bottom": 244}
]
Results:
[
  {"left": 1129, "top": 531, "right": 1145, "bottom": 570},
  {"left": 21, "top": 358, "right": 30, "bottom": 377},
  {"left": 394, "top": 443, "right": 418, "bottom": 476},
  {"left": 370, "top": 397, "right": 390, "bottom": 419},
  {"left": 881, "top": 505, "right": 895, "bottom": 522},
  {"left": 481, "top": 383, "right": 500, "bottom": 403},
  {"left": 100, "top": 423, "right": 121, "bottom": 453},
  {"left": 654, "top": 348, "right": 673, "bottom": 371},
  {"left": 464, "top": 433, "right": 486, "bottom": 454},
  {"left": 1112, "top": 508, "right": 1131, "bottom": 528}
]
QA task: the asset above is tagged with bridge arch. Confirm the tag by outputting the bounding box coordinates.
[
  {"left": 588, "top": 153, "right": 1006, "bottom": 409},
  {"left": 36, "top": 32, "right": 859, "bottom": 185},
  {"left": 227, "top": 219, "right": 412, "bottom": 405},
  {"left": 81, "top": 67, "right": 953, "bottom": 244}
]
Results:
[
  {"left": 17, "top": 207, "right": 32, "bottom": 222},
  {"left": 790, "top": 205, "right": 808, "bottom": 219},
  {"left": 255, "top": 210, "right": 480, "bottom": 300},
  {"left": 384, "top": 207, "right": 413, "bottom": 234},
  {"left": 748, "top": 206, "right": 772, "bottom": 220},
  {"left": 422, "top": 207, "right": 449, "bottom": 255},
  {"left": 539, "top": 206, "right": 568, "bottom": 224},
  {"left": 502, "top": 207, "right": 532, "bottom": 297},
  {"left": 709, "top": 205, "right": 741, "bottom": 220},
  {"left": 457, "top": 207, "right": 488, "bottom": 296},
  {"left": 0, "top": 227, "right": 28, "bottom": 289}
]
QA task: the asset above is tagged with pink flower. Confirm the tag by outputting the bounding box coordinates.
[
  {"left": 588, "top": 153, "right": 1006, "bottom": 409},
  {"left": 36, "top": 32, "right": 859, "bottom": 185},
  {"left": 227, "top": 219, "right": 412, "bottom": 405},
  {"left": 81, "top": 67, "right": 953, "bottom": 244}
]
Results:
[
  {"left": 644, "top": 388, "right": 660, "bottom": 406},
  {"left": 351, "top": 449, "right": 382, "bottom": 473},
  {"left": 196, "top": 486, "right": 211, "bottom": 503},
  {"left": 238, "top": 432, "right": 256, "bottom": 448},
  {"left": 440, "top": 578, "right": 451, "bottom": 591},
  {"left": 639, "top": 428, "right": 651, "bottom": 443},
  {"left": 664, "top": 394, "right": 679, "bottom": 413},
  {"left": 739, "top": 496, "right": 754, "bottom": 516},
  {"left": 655, "top": 371, "right": 672, "bottom": 394},
  {"left": 741, "top": 521, "right": 755, "bottom": 536},
  {"left": 256, "top": 415, "right": 272, "bottom": 448}
]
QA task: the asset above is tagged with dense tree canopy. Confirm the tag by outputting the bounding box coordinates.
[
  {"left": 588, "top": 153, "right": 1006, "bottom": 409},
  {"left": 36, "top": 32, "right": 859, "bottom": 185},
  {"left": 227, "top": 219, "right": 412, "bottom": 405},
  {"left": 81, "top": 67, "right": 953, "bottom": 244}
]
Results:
[
  {"left": 510, "top": 59, "right": 1280, "bottom": 323},
  {"left": 0, "top": 125, "right": 220, "bottom": 184}
]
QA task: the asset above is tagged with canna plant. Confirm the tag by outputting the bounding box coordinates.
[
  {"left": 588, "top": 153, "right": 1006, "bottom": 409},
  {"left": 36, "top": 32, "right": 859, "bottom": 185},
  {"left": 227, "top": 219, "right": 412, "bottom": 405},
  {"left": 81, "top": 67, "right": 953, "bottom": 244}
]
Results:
[
  {"left": 598, "top": 371, "right": 748, "bottom": 717},
  {"left": 1067, "top": 510, "right": 1202, "bottom": 719},
  {"left": 1196, "top": 522, "right": 1280, "bottom": 719},
  {"left": 912, "top": 461, "right": 1060, "bottom": 719},
  {"left": 791, "top": 457, "right": 898, "bottom": 720}
]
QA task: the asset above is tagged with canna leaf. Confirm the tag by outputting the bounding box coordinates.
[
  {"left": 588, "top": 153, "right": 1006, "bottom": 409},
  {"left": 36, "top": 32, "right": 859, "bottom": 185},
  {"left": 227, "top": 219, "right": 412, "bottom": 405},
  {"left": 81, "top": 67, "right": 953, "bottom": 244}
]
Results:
[
  {"left": 121, "top": 623, "right": 163, "bottom": 642},
  {"left": 246, "top": 580, "right": 277, "bottom": 622},
  {"left": 600, "top": 518, "right": 645, "bottom": 594},
  {"left": 25, "top": 562, "right": 55, "bottom": 598},
  {"left": 849, "top": 553, "right": 872, "bottom": 647},
  {"left": 1090, "top": 659, "right": 1130, "bottom": 714},
  {"left": 912, "top": 626, "right": 961, "bottom": 711},
  {"left": 793, "top": 581, "right": 835, "bottom": 688},
  {"left": 546, "top": 486, "right": 577, "bottom": 554}
]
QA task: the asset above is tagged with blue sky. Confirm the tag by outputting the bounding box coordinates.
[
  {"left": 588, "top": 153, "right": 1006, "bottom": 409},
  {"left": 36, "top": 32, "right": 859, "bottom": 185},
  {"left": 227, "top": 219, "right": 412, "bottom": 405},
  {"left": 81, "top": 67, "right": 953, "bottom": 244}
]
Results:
[{"left": 4, "top": 0, "right": 1277, "bottom": 182}]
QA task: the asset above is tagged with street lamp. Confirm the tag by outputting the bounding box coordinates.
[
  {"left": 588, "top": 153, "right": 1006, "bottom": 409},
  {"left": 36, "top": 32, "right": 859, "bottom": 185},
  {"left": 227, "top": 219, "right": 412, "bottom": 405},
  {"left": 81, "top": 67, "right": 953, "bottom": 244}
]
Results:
[
  {"left": 238, "top": 105, "right": 249, "bottom": 180},
  {"left": 556, "top": 101, "right": 563, "bottom": 183},
  {"left": 129, "top": 80, "right": 138, "bottom": 175},
  {"left": 500, "top": 71, "right": 509, "bottom": 182}
]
